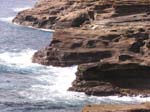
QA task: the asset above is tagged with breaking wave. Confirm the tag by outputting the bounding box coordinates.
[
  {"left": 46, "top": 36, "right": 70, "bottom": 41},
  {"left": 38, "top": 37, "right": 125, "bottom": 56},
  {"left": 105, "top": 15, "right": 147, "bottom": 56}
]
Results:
[
  {"left": 0, "top": 49, "right": 150, "bottom": 107},
  {"left": 0, "top": 17, "right": 14, "bottom": 23}
]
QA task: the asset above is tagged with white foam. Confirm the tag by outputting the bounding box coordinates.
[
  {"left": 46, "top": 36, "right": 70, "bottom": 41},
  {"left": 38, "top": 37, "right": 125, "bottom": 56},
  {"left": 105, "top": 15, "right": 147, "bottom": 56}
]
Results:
[
  {"left": 18, "top": 66, "right": 78, "bottom": 101},
  {"left": 12, "top": 7, "right": 31, "bottom": 12},
  {"left": 0, "top": 17, "right": 14, "bottom": 23},
  {"left": 13, "top": 22, "right": 55, "bottom": 32},
  {"left": 18, "top": 64, "right": 150, "bottom": 105},
  {"left": 28, "top": 26, "right": 55, "bottom": 32},
  {"left": 0, "top": 49, "right": 55, "bottom": 74},
  {"left": 0, "top": 49, "right": 35, "bottom": 65},
  {"left": 19, "top": 83, "right": 150, "bottom": 105}
]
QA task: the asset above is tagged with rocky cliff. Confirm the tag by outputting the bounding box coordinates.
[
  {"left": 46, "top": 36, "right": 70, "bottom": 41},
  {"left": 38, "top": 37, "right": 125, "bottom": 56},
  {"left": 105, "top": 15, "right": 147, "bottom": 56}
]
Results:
[{"left": 13, "top": 0, "right": 150, "bottom": 96}]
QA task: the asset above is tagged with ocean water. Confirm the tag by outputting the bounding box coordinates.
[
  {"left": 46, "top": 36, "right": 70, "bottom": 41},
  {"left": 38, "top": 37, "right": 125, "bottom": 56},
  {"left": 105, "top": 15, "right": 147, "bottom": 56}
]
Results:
[{"left": 1, "top": 0, "right": 150, "bottom": 112}]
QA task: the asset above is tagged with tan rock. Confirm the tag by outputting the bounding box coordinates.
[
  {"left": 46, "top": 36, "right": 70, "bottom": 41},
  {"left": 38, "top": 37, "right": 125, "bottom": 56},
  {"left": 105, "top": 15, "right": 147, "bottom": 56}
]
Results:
[{"left": 82, "top": 103, "right": 150, "bottom": 112}]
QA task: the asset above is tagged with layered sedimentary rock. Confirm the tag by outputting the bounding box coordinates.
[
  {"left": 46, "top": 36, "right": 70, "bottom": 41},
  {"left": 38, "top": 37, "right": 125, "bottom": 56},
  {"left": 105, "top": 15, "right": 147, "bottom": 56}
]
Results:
[
  {"left": 69, "top": 61, "right": 150, "bottom": 96},
  {"left": 82, "top": 103, "right": 150, "bottom": 112},
  {"left": 32, "top": 29, "right": 113, "bottom": 66},
  {"left": 13, "top": 0, "right": 150, "bottom": 67},
  {"left": 13, "top": 0, "right": 150, "bottom": 29},
  {"left": 13, "top": 0, "right": 150, "bottom": 96}
]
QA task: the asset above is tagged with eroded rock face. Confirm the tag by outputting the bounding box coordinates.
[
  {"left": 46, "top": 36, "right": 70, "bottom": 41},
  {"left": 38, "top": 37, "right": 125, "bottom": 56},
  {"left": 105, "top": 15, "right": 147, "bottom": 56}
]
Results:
[
  {"left": 13, "top": 0, "right": 93, "bottom": 29},
  {"left": 69, "top": 61, "right": 150, "bottom": 96},
  {"left": 13, "top": 0, "right": 150, "bottom": 29},
  {"left": 32, "top": 27, "right": 150, "bottom": 67},
  {"left": 82, "top": 103, "right": 150, "bottom": 112},
  {"left": 13, "top": 0, "right": 150, "bottom": 96},
  {"left": 32, "top": 29, "right": 113, "bottom": 66},
  {"left": 13, "top": 0, "right": 150, "bottom": 67}
]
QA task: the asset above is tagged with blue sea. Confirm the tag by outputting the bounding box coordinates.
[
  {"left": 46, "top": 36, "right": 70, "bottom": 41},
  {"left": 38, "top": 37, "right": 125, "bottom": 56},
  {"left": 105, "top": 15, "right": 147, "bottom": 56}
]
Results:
[{"left": 0, "top": 0, "right": 150, "bottom": 112}]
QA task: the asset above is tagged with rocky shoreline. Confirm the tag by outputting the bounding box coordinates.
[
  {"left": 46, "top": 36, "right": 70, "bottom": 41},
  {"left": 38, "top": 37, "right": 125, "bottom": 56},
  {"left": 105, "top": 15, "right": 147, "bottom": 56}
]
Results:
[
  {"left": 82, "top": 103, "right": 150, "bottom": 112},
  {"left": 13, "top": 0, "right": 150, "bottom": 96}
]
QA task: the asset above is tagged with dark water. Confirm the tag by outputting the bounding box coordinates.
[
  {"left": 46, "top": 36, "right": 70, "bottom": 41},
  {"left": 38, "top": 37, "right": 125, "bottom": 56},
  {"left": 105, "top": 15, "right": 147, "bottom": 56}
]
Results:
[{"left": 0, "top": 0, "right": 150, "bottom": 112}]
